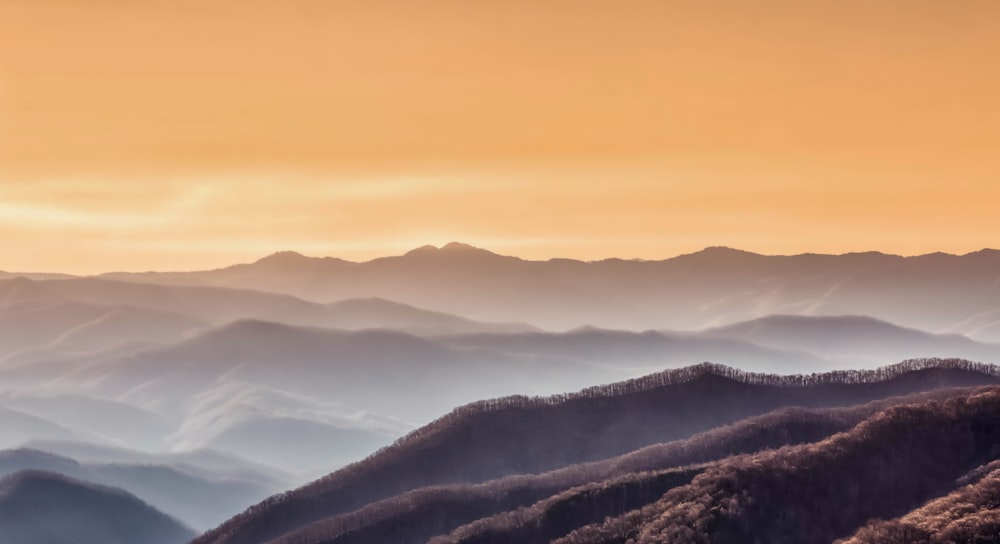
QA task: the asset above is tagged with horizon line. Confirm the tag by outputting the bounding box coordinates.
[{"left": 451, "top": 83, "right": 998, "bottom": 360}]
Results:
[{"left": 3, "top": 242, "right": 999, "bottom": 277}]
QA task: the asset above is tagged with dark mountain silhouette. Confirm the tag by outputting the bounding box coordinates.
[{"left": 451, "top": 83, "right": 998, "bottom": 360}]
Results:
[
  {"left": 194, "top": 359, "right": 1000, "bottom": 544},
  {"left": 96, "top": 245, "right": 1000, "bottom": 340},
  {"left": 0, "top": 448, "right": 283, "bottom": 531},
  {"left": 558, "top": 386, "right": 1000, "bottom": 544},
  {"left": 841, "top": 460, "right": 1000, "bottom": 543},
  {"left": 0, "top": 470, "right": 195, "bottom": 544},
  {"left": 231, "top": 385, "right": 1000, "bottom": 544},
  {"left": 270, "top": 392, "right": 966, "bottom": 544}
]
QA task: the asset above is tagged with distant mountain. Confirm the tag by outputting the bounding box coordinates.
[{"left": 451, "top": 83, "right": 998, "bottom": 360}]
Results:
[
  {"left": 44, "top": 306, "right": 207, "bottom": 354},
  {"left": 0, "top": 448, "right": 283, "bottom": 531},
  {"left": 195, "top": 359, "right": 1000, "bottom": 544},
  {"left": 172, "top": 413, "right": 394, "bottom": 475},
  {"left": 704, "top": 314, "right": 1000, "bottom": 366},
  {"left": 47, "top": 320, "right": 612, "bottom": 421},
  {"left": 2, "top": 277, "right": 534, "bottom": 338},
  {"left": 0, "top": 470, "right": 194, "bottom": 544},
  {"left": 0, "top": 406, "right": 92, "bottom": 449},
  {"left": 0, "top": 278, "right": 207, "bottom": 360},
  {"left": 320, "top": 298, "right": 536, "bottom": 335},
  {"left": 440, "top": 327, "right": 833, "bottom": 374},
  {"left": 95, "top": 244, "right": 1000, "bottom": 339},
  {"left": 0, "top": 277, "right": 68, "bottom": 310},
  {"left": 19, "top": 439, "right": 292, "bottom": 487},
  {"left": 1, "top": 393, "right": 174, "bottom": 451}
]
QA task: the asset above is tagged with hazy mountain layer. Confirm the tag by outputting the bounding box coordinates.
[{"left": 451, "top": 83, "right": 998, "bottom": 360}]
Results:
[
  {"left": 0, "top": 448, "right": 284, "bottom": 531},
  {"left": 0, "top": 470, "right": 195, "bottom": 544},
  {"left": 97, "top": 244, "right": 1000, "bottom": 339}
]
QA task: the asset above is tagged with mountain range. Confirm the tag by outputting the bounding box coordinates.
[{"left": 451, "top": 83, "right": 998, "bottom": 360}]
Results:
[
  {"left": 0, "top": 470, "right": 195, "bottom": 544},
  {"left": 4, "top": 245, "right": 1000, "bottom": 542},
  {"left": 194, "top": 359, "right": 1000, "bottom": 544},
  {"left": 86, "top": 243, "right": 1000, "bottom": 340}
]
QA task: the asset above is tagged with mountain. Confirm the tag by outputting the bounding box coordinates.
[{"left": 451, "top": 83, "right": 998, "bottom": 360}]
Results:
[
  {"left": 0, "top": 406, "right": 93, "bottom": 449},
  {"left": 704, "top": 314, "right": 1000, "bottom": 366},
  {"left": 841, "top": 460, "right": 1000, "bottom": 543},
  {"left": 46, "top": 320, "right": 612, "bottom": 420},
  {"left": 173, "top": 414, "right": 394, "bottom": 475},
  {"left": 553, "top": 386, "right": 1000, "bottom": 544},
  {"left": 18, "top": 439, "right": 293, "bottom": 487},
  {"left": 319, "top": 298, "right": 536, "bottom": 335},
  {"left": 439, "top": 328, "right": 833, "bottom": 374},
  {"left": 0, "top": 470, "right": 195, "bottom": 544},
  {"left": 194, "top": 359, "right": 1000, "bottom": 544},
  {"left": 95, "top": 245, "right": 1000, "bottom": 340},
  {"left": 262, "top": 394, "right": 953, "bottom": 544},
  {"left": 1, "top": 393, "right": 175, "bottom": 451},
  {"left": 0, "top": 448, "right": 284, "bottom": 531},
  {"left": 2, "top": 277, "right": 534, "bottom": 338},
  {"left": 0, "top": 278, "right": 208, "bottom": 361}
]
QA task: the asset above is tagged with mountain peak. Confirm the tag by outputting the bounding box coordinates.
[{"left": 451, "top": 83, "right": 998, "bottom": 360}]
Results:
[
  {"left": 255, "top": 251, "right": 309, "bottom": 264},
  {"left": 440, "top": 242, "right": 480, "bottom": 252},
  {"left": 676, "top": 246, "right": 760, "bottom": 260},
  {"left": 404, "top": 244, "right": 440, "bottom": 257},
  {"left": 403, "top": 242, "right": 500, "bottom": 259}
]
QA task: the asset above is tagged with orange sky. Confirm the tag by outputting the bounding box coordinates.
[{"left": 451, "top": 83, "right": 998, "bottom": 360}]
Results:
[{"left": 1, "top": 0, "right": 998, "bottom": 273}]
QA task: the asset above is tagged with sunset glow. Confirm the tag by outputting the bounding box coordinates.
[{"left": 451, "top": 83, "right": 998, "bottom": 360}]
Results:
[{"left": 1, "top": 0, "right": 998, "bottom": 273}]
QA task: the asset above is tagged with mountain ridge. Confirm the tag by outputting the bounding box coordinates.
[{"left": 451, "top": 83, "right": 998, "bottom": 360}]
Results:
[
  {"left": 83, "top": 243, "right": 1000, "bottom": 337},
  {"left": 194, "top": 358, "right": 1000, "bottom": 544}
]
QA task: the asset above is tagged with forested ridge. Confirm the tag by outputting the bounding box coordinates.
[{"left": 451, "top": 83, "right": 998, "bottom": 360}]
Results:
[
  {"left": 196, "top": 359, "right": 1000, "bottom": 544},
  {"left": 557, "top": 387, "right": 1000, "bottom": 543}
]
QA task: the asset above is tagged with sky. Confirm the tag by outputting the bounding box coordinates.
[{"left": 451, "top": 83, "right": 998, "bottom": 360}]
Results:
[{"left": 1, "top": 0, "right": 998, "bottom": 273}]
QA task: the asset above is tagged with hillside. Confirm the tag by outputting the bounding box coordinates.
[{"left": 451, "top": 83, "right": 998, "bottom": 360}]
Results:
[
  {"left": 0, "top": 470, "right": 195, "bottom": 544},
  {"left": 704, "top": 314, "right": 1000, "bottom": 365},
  {"left": 841, "top": 460, "right": 1000, "bottom": 543},
  {"left": 554, "top": 386, "right": 1000, "bottom": 543},
  {"left": 270, "top": 392, "right": 963, "bottom": 544},
  {"left": 46, "top": 320, "right": 610, "bottom": 421},
  {"left": 195, "top": 358, "right": 1000, "bottom": 544},
  {"left": 0, "top": 448, "right": 283, "bottom": 531},
  {"left": 203, "top": 383, "right": 1000, "bottom": 544},
  {"left": 20, "top": 277, "right": 533, "bottom": 336}
]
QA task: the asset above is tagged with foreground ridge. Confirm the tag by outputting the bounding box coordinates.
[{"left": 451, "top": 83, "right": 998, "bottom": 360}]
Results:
[{"left": 196, "top": 358, "right": 1000, "bottom": 544}]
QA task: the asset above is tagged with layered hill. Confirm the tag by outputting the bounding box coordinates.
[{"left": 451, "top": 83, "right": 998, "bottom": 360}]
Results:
[
  {"left": 0, "top": 448, "right": 284, "bottom": 531},
  {"left": 841, "top": 460, "right": 1000, "bottom": 543},
  {"left": 0, "top": 276, "right": 534, "bottom": 364},
  {"left": 99, "top": 244, "right": 1000, "bottom": 340},
  {"left": 195, "top": 359, "right": 1000, "bottom": 544},
  {"left": 0, "top": 470, "right": 195, "bottom": 544},
  {"left": 553, "top": 385, "right": 1000, "bottom": 543},
  {"left": 702, "top": 314, "right": 1000, "bottom": 366}
]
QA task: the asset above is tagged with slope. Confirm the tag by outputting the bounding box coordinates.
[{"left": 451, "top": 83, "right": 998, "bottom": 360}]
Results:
[
  {"left": 195, "top": 359, "right": 1000, "bottom": 544},
  {"left": 0, "top": 470, "right": 195, "bottom": 544}
]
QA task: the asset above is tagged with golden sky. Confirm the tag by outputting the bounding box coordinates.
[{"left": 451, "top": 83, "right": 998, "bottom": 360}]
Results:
[{"left": 1, "top": 0, "right": 998, "bottom": 273}]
